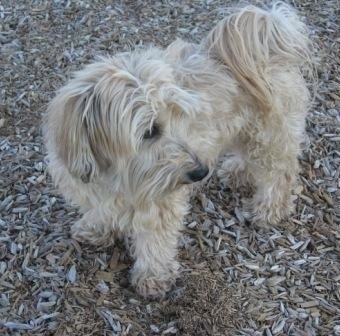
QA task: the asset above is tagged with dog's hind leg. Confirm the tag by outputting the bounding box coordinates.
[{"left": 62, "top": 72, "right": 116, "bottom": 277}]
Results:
[{"left": 245, "top": 141, "right": 300, "bottom": 227}]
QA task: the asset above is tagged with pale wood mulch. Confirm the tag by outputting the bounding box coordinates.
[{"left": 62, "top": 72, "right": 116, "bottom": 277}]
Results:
[{"left": 0, "top": 1, "right": 339, "bottom": 335}]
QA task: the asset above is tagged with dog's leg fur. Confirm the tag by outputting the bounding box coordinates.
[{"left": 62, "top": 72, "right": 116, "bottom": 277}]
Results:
[
  {"left": 71, "top": 208, "right": 117, "bottom": 246},
  {"left": 129, "top": 191, "right": 188, "bottom": 298},
  {"left": 245, "top": 151, "right": 299, "bottom": 226},
  {"left": 217, "top": 152, "right": 249, "bottom": 188}
]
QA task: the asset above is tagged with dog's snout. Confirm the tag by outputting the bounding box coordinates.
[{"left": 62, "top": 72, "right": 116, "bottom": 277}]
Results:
[{"left": 186, "top": 165, "right": 209, "bottom": 183}]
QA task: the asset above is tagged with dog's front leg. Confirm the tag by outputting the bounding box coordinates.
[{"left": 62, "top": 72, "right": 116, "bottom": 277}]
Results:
[{"left": 129, "top": 198, "right": 187, "bottom": 299}]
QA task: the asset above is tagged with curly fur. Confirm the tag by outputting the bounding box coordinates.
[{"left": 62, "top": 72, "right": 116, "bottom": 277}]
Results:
[{"left": 44, "top": 2, "right": 313, "bottom": 298}]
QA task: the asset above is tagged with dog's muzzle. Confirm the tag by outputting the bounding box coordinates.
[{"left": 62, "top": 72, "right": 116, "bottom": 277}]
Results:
[{"left": 186, "top": 165, "right": 209, "bottom": 183}]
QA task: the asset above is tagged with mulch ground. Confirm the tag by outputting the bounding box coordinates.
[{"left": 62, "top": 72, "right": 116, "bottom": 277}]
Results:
[{"left": 0, "top": 1, "right": 339, "bottom": 335}]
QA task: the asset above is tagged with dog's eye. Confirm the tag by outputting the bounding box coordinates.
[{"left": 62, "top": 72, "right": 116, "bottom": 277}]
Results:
[{"left": 143, "top": 124, "right": 161, "bottom": 140}]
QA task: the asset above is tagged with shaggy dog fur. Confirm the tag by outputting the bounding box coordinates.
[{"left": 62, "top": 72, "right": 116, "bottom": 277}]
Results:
[{"left": 44, "top": 3, "right": 313, "bottom": 298}]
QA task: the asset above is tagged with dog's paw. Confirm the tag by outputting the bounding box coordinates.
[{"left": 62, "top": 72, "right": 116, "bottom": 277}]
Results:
[
  {"left": 242, "top": 197, "right": 293, "bottom": 228},
  {"left": 134, "top": 276, "right": 174, "bottom": 299},
  {"left": 130, "top": 263, "right": 179, "bottom": 299},
  {"left": 217, "top": 155, "right": 247, "bottom": 186},
  {"left": 71, "top": 219, "right": 114, "bottom": 246}
]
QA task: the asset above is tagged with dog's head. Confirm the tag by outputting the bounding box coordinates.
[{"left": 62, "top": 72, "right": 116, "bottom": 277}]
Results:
[{"left": 46, "top": 45, "right": 218, "bottom": 204}]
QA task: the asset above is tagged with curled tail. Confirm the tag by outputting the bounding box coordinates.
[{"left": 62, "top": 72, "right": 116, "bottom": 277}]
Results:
[{"left": 204, "top": 2, "right": 313, "bottom": 112}]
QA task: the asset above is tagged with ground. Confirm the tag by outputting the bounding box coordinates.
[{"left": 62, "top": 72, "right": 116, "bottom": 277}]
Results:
[{"left": 0, "top": 0, "right": 339, "bottom": 335}]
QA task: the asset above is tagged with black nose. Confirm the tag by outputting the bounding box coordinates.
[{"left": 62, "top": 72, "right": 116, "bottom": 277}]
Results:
[{"left": 186, "top": 165, "right": 209, "bottom": 183}]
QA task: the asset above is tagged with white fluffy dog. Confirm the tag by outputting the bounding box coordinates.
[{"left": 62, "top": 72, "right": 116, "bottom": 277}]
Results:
[{"left": 44, "top": 3, "right": 313, "bottom": 298}]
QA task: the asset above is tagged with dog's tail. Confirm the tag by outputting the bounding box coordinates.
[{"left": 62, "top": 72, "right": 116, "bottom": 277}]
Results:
[{"left": 204, "top": 2, "right": 313, "bottom": 113}]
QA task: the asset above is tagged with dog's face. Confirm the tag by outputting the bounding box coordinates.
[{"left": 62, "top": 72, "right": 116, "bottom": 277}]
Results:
[{"left": 48, "top": 46, "right": 220, "bottom": 204}]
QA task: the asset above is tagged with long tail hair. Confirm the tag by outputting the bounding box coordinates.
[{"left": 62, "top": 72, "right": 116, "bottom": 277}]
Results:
[{"left": 204, "top": 2, "right": 314, "bottom": 113}]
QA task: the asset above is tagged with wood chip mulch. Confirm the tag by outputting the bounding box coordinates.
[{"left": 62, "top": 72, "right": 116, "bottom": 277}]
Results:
[{"left": 0, "top": 1, "right": 339, "bottom": 335}]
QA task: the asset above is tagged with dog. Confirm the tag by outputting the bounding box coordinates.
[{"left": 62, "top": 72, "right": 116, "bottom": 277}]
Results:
[{"left": 44, "top": 2, "right": 313, "bottom": 298}]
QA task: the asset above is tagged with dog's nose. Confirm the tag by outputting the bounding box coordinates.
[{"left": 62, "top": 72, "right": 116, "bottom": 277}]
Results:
[{"left": 186, "top": 165, "right": 209, "bottom": 183}]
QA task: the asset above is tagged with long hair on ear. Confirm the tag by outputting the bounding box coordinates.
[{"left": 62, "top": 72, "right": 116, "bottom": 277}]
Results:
[
  {"left": 44, "top": 61, "right": 125, "bottom": 183},
  {"left": 204, "top": 2, "right": 313, "bottom": 113}
]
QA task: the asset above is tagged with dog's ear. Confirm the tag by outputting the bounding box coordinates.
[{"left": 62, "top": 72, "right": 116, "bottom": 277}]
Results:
[{"left": 47, "top": 82, "right": 111, "bottom": 183}]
